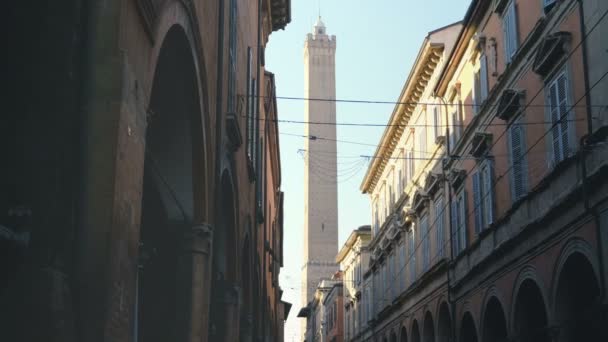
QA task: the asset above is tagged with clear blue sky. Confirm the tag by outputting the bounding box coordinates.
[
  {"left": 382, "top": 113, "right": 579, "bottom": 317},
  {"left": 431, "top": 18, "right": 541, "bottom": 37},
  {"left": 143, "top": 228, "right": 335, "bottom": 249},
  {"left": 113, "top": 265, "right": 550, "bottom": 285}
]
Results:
[{"left": 265, "top": 1, "right": 471, "bottom": 340}]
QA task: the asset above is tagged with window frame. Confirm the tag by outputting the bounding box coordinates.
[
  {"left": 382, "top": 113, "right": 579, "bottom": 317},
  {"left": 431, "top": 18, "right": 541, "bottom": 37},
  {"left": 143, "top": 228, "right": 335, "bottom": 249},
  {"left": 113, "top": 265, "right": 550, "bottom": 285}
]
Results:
[
  {"left": 473, "top": 158, "right": 495, "bottom": 234},
  {"left": 508, "top": 117, "right": 528, "bottom": 202},
  {"left": 545, "top": 66, "right": 575, "bottom": 167},
  {"left": 502, "top": 0, "right": 519, "bottom": 64}
]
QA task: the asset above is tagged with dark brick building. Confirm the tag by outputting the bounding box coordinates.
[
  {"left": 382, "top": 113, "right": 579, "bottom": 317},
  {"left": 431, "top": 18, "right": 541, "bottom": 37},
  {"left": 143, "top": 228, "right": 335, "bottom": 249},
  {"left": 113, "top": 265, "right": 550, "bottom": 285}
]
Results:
[{"left": 0, "top": 0, "right": 291, "bottom": 341}]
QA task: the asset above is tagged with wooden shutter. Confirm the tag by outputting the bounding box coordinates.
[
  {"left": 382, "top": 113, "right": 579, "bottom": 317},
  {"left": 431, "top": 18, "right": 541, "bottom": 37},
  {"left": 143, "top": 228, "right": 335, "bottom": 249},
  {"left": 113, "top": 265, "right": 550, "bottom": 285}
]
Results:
[
  {"left": 436, "top": 198, "right": 444, "bottom": 258},
  {"left": 510, "top": 121, "right": 526, "bottom": 201},
  {"left": 557, "top": 73, "right": 570, "bottom": 157},
  {"left": 473, "top": 171, "right": 483, "bottom": 234},
  {"left": 451, "top": 201, "right": 458, "bottom": 257},
  {"left": 434, "top": 106, "right": 440, "bottom": 140},
  {"left": 483, "top": 160, "right": 495, "bottom": 225},
  {"left": 421, "top": 215, "right": 429, "bottom": 271},
  {"left": 480, "top": 54, "right": 489, "bottom": 102},
  {"left": 473, "top": 70, "right": 481, "bottom": 115},
  {"left": 503, "top": 1, "right": 518, "bottom": 63},
  {"left": 459, "top": 191, "right": 468, "bottom": 252},
  {"left": 549, "top": 71, "right": 570, "bottom": 164}
]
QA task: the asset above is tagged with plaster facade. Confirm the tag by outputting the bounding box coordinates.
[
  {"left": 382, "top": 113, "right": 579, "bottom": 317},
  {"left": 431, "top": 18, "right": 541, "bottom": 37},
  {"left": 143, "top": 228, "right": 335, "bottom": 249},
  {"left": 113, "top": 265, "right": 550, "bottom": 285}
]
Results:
[{"left": 358, "top": 1, "right": 608, "bottom": 342}]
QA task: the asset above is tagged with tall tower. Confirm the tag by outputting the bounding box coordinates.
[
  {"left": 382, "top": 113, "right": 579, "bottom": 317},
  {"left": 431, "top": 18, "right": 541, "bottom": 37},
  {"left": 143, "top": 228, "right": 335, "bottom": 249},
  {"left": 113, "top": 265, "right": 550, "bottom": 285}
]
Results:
[{"left": 301, "top": 16, "right": 338, "bottom": 327}]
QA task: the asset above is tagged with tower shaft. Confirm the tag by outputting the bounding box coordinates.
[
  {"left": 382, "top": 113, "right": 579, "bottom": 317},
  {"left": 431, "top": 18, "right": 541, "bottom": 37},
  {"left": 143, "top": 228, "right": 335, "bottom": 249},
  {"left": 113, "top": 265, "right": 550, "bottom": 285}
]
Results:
[{"left": 301, "top": 18, "right": 338, "bottom": 323}]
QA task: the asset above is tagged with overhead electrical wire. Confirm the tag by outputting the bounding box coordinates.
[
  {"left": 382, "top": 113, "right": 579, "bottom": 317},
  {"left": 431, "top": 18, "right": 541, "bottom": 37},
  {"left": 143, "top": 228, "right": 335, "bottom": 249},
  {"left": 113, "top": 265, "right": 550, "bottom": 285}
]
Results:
[{"left": 330, "top": 6, "right": 608, "bottom": 306}]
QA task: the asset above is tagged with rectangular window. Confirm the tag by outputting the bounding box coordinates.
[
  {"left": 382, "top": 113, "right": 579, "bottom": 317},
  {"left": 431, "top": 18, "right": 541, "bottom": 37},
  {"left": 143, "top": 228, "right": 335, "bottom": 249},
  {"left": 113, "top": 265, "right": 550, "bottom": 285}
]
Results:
[
  {"left": 503, "top": 0, "right": 519, "bottom": 63},
  {"left": 398, "top": 242, "right": 404, "bottom": 292},
  {"left": 473, "top": 70, "right": 481, "bottom": 115},
  {"left": 473, "top": 160, "right": 495, "bottom": 234},
  {"left": 548, "top": 70, "right": 572, "bottom": 165},
  {"left": 421, "top": 214, "right": 430, "bottom": 271},
  {"left": 451, "top": 190, "right": 468, "bottom": 256},
  {"left": 409, "top": 229, "right": 416, "bottom": 284},
  {"left": 433, "top": 106, "right": 441, "bottom": 141},
  {"left": 408, "top": 150, "right": 415, "bottom": 180},
  {"left": 418, "top": 126, "right": 427, "bottom": 160},
  {"left": 435, "top": 197, "right": 445, "bottom": 258},
  {"left": 509, "top": 119, "right": 527, "bottom": 202},
  {"left": 480, "top": 54, "right": 489, "bottom": 103}
]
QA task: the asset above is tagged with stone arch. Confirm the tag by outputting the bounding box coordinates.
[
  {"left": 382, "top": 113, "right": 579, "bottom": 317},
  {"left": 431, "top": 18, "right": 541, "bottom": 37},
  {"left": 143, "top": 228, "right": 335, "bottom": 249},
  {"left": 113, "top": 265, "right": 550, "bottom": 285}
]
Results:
[
  {"left": 400, "top": 325, "right": 408, "bottom": 342},
  {"left": 481, "top": 296, "right": 508, "bottom": 342},
  {"left": 423, "top": 311, "right": 436, "bottom": 342},
  {"left": 436, "top": 301, "right": 452, "bottom": 342},
  {"left": 479, "top": 286, "right": 508, "bottom": 342},
  {"left": 391, "top": 329, "right": 398, "bottom": 342},
  {"left": 551, "top": 238, "right": 600, "bottom": 307},
  {"left": 411, "top": 319, "right": 421, "bottom": 342},
  {"left": 149, "top": 1, "right": 211, "bottom": 220},
  {"left": 511, "top": 268, "right": 550, "bottom": 342},
  {"left": 136, "top": 22, "right": 206, "bottom": 342},
  {"left": 553, "top": 243, "right": 604, "bottom": 342},
  {"left": 459, "top": 312, "right": 478, "bottom": 342}
]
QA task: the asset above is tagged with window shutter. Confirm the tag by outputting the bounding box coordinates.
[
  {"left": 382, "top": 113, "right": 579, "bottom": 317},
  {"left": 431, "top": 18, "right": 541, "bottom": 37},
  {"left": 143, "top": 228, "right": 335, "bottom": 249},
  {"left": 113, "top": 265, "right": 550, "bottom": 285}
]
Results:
[
  {"left": 549, "top": 81, "right": 562, "bottom": 163},
  {"left": 509, "top": 2, "right": 518, "bottom": 56},
  {"left": 484, "top": 160, "right": 495, "bottom": 225},
  {"left": 473, "top": 71, "right": 481, "bottom": 115},
  {"left": 436, "top": 198, "right": 444, "bottom": 258},
  {"left": 450, "top": 111, "right": 457, "bottom": 148},
  {"left": 510, "top": 122, "right": 526, "bottom": 201},
  {"left": 480, "top": 54, "right": 489, "bottom": 102},
  {"left": 503, "top": 1, "right": 518, "bottom": 63},
  {"left": 459, "top": 191, "right": 468, "bottom": 252},
  {"left": 557, "top": 73, "right": 570, "bottom": 157},
  {"left": 473, "top": 171, "right": 483, "bottom": 234},
  {"left": 503, "top": 6, "right": 511, "bottom": 63},
  {"left": 451, "top": 201, "right": 458, "bottom": 257},
  {"left": 434, "top": 106, "right": 440, "bottom": 140},
  {"left": 421, "top": 216, "right": 429, "bottom": 271}
]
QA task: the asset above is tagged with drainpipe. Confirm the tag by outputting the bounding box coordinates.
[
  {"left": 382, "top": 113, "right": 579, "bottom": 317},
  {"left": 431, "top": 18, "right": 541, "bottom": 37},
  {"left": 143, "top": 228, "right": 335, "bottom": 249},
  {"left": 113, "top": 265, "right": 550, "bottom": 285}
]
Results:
[{"left": 576, "top": 0, "right": 606, "bottom": 303}]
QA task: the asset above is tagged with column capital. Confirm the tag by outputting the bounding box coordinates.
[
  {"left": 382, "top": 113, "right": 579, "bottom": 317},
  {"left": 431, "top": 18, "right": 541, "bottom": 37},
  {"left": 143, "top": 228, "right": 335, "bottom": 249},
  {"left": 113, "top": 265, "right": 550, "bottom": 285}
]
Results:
[{"left": 182, "top": 223, "right": 213, "bottom": 255}]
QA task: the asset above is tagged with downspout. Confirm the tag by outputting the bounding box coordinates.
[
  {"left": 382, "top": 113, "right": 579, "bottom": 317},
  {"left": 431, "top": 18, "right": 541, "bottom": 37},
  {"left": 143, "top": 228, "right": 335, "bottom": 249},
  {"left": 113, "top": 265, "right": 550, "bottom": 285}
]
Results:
[{"left": 576, "top": 0, "right": 606, "bottom": 302}]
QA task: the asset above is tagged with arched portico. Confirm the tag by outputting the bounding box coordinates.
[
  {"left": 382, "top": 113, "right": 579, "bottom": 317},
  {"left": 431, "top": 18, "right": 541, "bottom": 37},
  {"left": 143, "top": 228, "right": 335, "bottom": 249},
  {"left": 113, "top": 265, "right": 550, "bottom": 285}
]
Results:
[
  {"left": 423, "top": 311, "right": 436, "bottom": 342},
  {"left": 437, "top": 302, "right": 452, "bottom": 342},
  {"left": 459, "top": 312, "right": 478, "bottom": 342},
  {"left": 411, "top": 319, "right": 421, "bottom": 342},
  {"left": 136, "top": 23, "right": 209, "bottom": 342},
  {"left": 512, "top": 278, "right": 550, "bottom": 342},
  {"left": 554, "top": 250, "right": 603, "bottom": 342},
  {"left": 481, "top": 297, "right": 507, "bottom": 342}
]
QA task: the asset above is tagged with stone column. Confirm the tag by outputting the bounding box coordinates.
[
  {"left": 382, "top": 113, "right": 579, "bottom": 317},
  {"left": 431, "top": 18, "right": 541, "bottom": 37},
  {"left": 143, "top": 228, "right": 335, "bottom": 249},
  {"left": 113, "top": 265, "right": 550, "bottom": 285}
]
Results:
[
  {"left": 222, "top": 284, "right": 242, "bottom": 341},
  {"left": 181, "top": 223, "right": 214, "bottom": 342}
]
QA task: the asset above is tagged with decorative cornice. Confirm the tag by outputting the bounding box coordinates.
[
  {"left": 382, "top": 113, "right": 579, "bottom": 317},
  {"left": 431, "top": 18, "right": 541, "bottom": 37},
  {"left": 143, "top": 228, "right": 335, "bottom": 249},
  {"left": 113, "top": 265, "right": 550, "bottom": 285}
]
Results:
[{"left": 361, "top": 43, "right": 445, "bottom": 194}]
